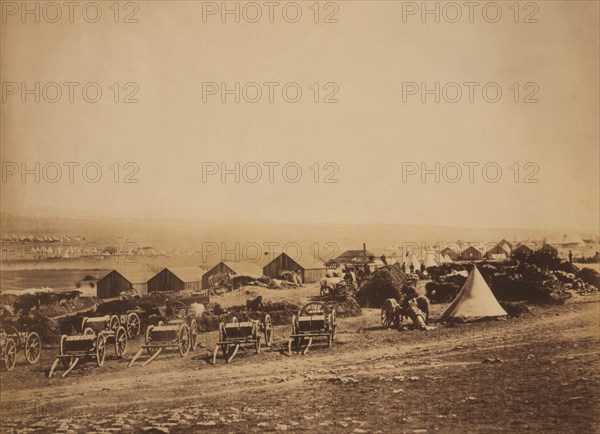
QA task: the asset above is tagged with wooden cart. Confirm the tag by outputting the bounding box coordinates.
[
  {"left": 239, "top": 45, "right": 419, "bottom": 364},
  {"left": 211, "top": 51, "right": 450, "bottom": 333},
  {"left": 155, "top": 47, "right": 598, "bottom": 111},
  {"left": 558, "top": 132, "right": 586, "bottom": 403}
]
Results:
[
  {"left": 288, "top": 302, "right": 336, "bottom": 356},
  {"left": 212, "top": 314, "right": 273, "bottom": 364}
]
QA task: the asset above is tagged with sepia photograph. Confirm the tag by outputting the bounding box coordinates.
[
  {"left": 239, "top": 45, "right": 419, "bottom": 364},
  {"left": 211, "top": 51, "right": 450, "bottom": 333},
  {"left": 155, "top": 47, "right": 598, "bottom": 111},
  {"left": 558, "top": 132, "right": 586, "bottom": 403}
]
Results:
[{"left": 0, "top": 1, "right": 599, "bottom": 433}]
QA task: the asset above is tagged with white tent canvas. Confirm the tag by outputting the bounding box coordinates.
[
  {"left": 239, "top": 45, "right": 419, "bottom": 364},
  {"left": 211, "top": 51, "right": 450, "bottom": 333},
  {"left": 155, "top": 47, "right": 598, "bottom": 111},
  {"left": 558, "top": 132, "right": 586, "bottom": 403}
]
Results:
[
  {"left": 561, "top": 234, "right": 585, "bottom": 246},
  {"left": 440, "top": 266, "right": 507, "bottom": 322},
  {"left": 423, "top": 252, "right": 438, "bottom": 268},
  {"left": 404, "top": 253, "right": 421, "bottom": 272}
]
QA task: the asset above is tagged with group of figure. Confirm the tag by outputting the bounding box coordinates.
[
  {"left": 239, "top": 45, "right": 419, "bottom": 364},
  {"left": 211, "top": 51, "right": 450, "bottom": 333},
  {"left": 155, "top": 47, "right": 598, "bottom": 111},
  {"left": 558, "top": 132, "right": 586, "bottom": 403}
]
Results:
[{"left": 342, "top": 263, "right": 372, "bottom": 287}]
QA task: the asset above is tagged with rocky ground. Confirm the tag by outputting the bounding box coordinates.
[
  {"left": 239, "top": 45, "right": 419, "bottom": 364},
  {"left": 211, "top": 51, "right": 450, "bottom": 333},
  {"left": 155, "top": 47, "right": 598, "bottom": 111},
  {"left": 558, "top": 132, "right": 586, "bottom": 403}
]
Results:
[{"left": 0, "top": 286, "right": 598, "bottom": 434}]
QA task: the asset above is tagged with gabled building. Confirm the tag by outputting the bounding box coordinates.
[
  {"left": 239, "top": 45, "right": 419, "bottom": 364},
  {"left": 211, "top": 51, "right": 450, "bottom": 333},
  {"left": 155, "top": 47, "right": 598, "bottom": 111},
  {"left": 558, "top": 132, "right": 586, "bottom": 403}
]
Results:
[
  {"left": 202, "top": 261, "right": 263, "bottom": 289},
  {"left": 262, "top": 252, "right": 326, "bottom": 283},
  {"left": 96, "top": 268, "right": 154, "bottom": 299},
  {"left": 512, "top": 244, "right": 534, "bottom": 259},
  {"left": 326, "top": 243, "right": 374, "bottom": 269},
  {"left": 459, "top": 246, "right": 483, "bottom": 261},
  {"left": 147, "top": 266, "right": 205, "bottom": 292}
]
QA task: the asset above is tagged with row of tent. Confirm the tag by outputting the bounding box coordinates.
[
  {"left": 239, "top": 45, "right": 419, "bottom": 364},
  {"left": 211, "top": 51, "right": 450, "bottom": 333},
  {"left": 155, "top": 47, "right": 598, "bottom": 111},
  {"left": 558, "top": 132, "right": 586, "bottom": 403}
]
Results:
[{"left": 96, "top": 252, "right": 328, "bottom": 299}]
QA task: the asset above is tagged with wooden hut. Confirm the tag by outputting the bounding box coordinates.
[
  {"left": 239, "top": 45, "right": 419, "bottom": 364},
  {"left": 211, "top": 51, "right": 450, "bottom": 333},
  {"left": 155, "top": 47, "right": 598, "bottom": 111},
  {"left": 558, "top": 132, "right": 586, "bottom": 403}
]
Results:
[
  {"left": 147, "top": 266, "right": 205, "bottom": 292},
  {"left": 96, "top": 268, "right": 153, "bottom": 299},
  {"left": 202, "top": 261, "right": 263, "bottom": 289},
  {"left": 262, "top": 252, "right": 326, "bottom": 283}
]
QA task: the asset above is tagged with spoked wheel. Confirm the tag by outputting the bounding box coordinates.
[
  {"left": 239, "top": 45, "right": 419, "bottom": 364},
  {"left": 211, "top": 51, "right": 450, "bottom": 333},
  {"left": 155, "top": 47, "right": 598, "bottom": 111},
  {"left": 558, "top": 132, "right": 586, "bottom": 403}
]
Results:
[
  {"left": 96, "top": 334, "right": 106, "bottom": 367},
  {"left": 168, "top": 301, "right": 188, "bottom": 319},
  {"left": 190, "top": 319, "right": 198, "bottom": 351},
  {"left": 145, "top": 325, "right": 158, "bottom": 355},
  {"left": 263, "top": 314, "right": 273, "bottom": 347},
  {"left": 109, "top": 316, "right": 120, "bottom": 333},
  {"left": 114, "top": 327, "right": 128, "bottom": 358},
  {"left": 381, "top": 299, "right": 399, "bottom": 328},
  {"left": 178, "top": 325, "right": 191, "bottom": 357},
  {"left": 3, "top": 338, "right": 17, "bottom": 371},
  {"left": 24, "top": 332, "right": 42, "bottom": 364},
  {"left": 126, "top": 313, "right": 141, "bottom": 339}
]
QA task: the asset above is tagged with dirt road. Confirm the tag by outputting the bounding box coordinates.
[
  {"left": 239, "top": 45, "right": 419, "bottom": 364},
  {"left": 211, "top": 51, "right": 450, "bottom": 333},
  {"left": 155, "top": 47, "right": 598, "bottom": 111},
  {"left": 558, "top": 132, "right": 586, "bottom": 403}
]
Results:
[{"left": 1, "top": 296, "right": 598, "bottom": 433}]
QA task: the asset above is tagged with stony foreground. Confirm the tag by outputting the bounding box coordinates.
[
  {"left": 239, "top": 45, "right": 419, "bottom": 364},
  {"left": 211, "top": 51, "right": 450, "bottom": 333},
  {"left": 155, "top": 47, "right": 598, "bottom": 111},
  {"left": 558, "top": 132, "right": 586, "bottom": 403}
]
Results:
[{"left": 1, "top": 297, "right": 598, "bottom": 433}]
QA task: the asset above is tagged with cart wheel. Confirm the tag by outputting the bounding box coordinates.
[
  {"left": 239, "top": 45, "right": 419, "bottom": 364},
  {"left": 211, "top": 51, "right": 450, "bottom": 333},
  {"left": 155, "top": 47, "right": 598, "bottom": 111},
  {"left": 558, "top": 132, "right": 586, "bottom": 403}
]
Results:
[
  {"left": 24, "top": 332, "right": 42, "bottom": 364},
  {"left": 145, "top": 325, "right": 158, "bottom": 355},
  {"left": 190, "top": 319, "right": 198, "bottom": 351},
  {"left": 263, "top": 314, "right": 273, "bottom": 347},
  {"left": 381, "top": 299, "right": 398, "bottom": 328},
  {"left": 3, "top": 339, "right": 16, "bottom": 371},
  {"left": 96, "top": 334, "right": 106, "bottom": 367},
  {"left": 126, "top": 313, "right": 141, "bottom": 339},
  {"left": 114, "top": 327, "right": 127, "bottom": 359},
  {"left": 178, "top": 325, "right": 191, "bottom": 357},
  {"left": 109, "top": 315, "right": 120, "bottom": 333},
  {"left": 83, "top": 327, "right": 95, "bottom": 336},
  {"left": 168, "top": 300, "right": 188, "bottom": 318}
]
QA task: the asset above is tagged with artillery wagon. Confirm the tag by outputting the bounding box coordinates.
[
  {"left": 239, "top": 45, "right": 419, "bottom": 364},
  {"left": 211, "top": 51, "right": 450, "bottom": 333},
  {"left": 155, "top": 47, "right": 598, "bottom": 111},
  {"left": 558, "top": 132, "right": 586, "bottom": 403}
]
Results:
[
  {"left": 1, "top": 326, "right": 42, "bottom": 371},
  {"left": 380, "top": 297, "right": 429, "bottom": 330},
  {"left": 288, "top": 302, "right": 336, "bottom": 355},
  {"left": 129, "top": 301, "right": 198, "bottom": 367},
  {"left": 212, "top": 314, "right": 273, "bottom": 364},
  {"left": 49, "top": 315, "right": 128, "bottom": 377}
]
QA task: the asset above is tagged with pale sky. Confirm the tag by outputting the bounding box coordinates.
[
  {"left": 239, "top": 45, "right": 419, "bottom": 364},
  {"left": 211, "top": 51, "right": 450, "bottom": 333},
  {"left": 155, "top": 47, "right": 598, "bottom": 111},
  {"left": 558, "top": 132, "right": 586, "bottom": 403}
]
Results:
[{"left": 1, "top": 1, "right": 598, "bottom": 231}]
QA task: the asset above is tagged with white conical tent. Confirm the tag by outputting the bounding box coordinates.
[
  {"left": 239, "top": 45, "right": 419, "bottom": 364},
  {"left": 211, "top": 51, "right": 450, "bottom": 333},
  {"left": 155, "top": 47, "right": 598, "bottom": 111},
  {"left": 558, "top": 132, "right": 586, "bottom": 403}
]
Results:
[
  {"left": 562, "top": 234, "right": 584, "bottom": 246},
  {"left": 439, "top": 266, "right": 507, "bottom": 322},
  {"left": 441, "top": 253, "right": 453, "bottom": 263},
  {"left": 405, "top": 253, "right": 421, "bottom": 271},
  {"left": 423, "top": 252, "right": 438, "bottom": 268}
]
